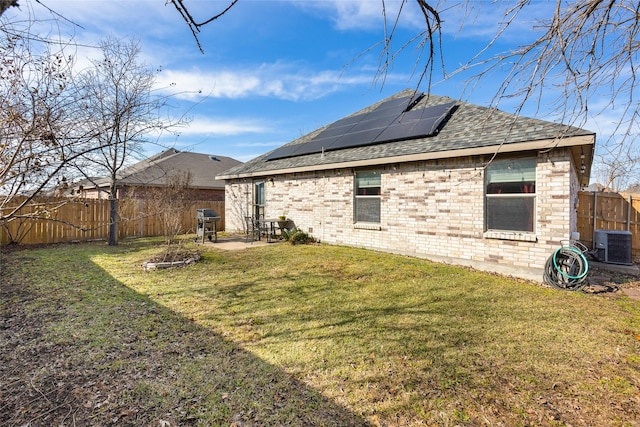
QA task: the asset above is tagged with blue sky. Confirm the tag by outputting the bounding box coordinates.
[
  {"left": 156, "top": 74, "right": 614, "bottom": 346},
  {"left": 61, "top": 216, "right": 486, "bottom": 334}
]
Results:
[{"left": 6, "top": 0, "right": 624, "bottom": 168}]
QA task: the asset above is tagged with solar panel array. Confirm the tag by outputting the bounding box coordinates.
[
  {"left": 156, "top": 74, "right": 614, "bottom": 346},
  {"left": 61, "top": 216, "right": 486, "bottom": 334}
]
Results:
[{"left": 264, "top": 93, "right": 456, "bottom": 161}]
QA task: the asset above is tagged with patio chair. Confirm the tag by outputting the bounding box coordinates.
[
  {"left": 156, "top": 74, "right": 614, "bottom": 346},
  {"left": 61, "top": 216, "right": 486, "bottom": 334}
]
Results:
[
  {"left": 254, "top": 216, "right": 272, "bottom": 242},
  {"left": 245, "top": 216, "right": 260, "bottom": 243}
]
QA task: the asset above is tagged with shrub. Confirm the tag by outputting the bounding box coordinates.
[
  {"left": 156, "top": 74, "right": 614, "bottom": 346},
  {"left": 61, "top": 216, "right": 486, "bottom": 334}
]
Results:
[{"left": 282, "top": 227, "right": 316, "bottom": 245}]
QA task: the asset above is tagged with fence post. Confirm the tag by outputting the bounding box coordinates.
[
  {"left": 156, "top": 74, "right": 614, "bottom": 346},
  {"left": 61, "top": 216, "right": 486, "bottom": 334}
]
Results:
[
  {"left": 628, "top": 193, "right": 632, "bottom": 231},
  {"left": 592, "top": 191, "right": 597, "bottom": 249}
]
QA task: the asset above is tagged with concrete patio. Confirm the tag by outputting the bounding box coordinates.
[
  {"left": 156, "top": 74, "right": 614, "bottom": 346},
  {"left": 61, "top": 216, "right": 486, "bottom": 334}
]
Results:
[{"left": 198, "top": 234, "right": 280, "bottom": 251}]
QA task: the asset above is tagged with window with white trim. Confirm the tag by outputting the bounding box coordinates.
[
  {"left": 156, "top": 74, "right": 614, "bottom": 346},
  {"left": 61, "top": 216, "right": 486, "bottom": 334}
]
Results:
[
  {"left": 355, "top": 170, "right": 381, "bottom": 223},
  {"left": 485, "top": 158, "right": 536, "bottom": 232},
  {"left": 254, "top": 180, "right": 265, "bottom": 218}
]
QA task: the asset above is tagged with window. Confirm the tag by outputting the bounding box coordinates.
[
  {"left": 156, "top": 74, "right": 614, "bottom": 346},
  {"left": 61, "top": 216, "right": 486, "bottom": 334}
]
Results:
[
  {"left": 254, "top": 181, "right": 265, "bottom": 218},
  {"left": 355, "top": 171, "right": 381, "bottom": 223},
  {"left": 485, "top": 158, "right": 536, "bottom": 232}
]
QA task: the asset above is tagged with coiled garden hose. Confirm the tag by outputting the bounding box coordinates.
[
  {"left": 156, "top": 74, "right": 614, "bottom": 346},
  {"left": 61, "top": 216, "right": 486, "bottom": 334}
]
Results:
[{"left": 543, "top": 245, "right": 589, "bottom": 291}]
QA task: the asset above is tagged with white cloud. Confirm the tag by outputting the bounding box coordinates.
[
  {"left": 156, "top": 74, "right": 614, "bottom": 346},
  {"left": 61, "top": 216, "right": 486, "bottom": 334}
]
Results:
[
  {"left": 292, "top": 0, "right": 548, "bottom": 42},
  {"left": 35, "top": 0, "right": 177, "bottom": 33},
  {"left": 292, "top": 0, "right": 412, "bottom": 31},
  {"left": 155, "top": 63, "right": 392, "bottom": 101},
  {"left": 441, "top": 1, "right": 550, "bottom": 41},
  {"left": 180, "top": 116, "right": 271, "bottom": 136}
]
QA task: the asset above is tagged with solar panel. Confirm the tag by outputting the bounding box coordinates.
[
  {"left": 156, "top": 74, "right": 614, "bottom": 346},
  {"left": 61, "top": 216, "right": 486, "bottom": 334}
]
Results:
[
  {"left": 401, "top": 101, "right": 456, "bottom": 123},
  {"left": 264, "top": 93, "right": 456, "bottom": 161},
  {"left": 357, "top": 105, "right": 403, "bottom": 122},
  {"left": 313, "top": 122, "right": 357, "bottom": 139},
  {"left": 330, "top": 127, "right": 389, "bottom": 150},
  {"left": 373, "top": 95, "right": 412, "bottom": 111},
  {"left": 347, "top": 111, "right": 398, "bottom": 133},
  {"left": 395, "top": 109, "right": 428, "bottom": 123},
  {"left": 373, "top": 92, "right": 422, "bottom": 112},
  {"left": 327, "top": 114, "right": 362, "bottom": 129},
  {"left": 288, "top": 137, "right": 336, "bottom": 157},
  {"left": 263, "top": 144, "right": 302, "bottom": 161},
  {"left": 406, "top": 91, "right": 425, "bottom": 109},
  {"left": 264, "top": 101, "right": 399, "bottom": 161},
  {"left": 324, "top": 106, "right": 401, "bottom": 151},
  {"left": 373, "top": 123, "right": 410, "bottom": 143},
  {"left": 375, "top": 102, "right": 456, "bottom": 143},
  {"left": 418, "top": 101, "right": 457, "bottom": 133}
]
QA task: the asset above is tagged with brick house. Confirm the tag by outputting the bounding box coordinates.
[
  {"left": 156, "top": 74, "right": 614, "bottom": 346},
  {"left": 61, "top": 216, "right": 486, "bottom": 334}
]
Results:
[
  {"left": 217, "top": 90, "right": 595, "bottom": 281},
  {"left": 76, "top": 148, "right": 241, "bottom": 201}
]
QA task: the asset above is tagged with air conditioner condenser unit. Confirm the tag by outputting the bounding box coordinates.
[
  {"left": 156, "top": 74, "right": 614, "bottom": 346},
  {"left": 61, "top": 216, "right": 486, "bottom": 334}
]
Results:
[{"left": 593, "top": 230, "right": 633, "bottom": 265}]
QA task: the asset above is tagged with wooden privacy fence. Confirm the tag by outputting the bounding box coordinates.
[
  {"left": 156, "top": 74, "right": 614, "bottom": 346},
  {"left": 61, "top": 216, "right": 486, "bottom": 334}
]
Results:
[
  {"left": 576, "top": 191, "right": 640, "bottom": 261},
  {"left": 0, "top": 197, "right": 225, "bottom": 246},
  {"left": 2, "top": 193, "right": 639, "bottom": 262}
]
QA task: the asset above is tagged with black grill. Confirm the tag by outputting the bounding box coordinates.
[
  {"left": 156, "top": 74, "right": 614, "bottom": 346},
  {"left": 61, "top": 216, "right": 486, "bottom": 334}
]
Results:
[
  {"left": 196, "top": 209, "right": 220, "bottom": 243},
  {"left": 196, "top": 209, "right": 219, "bottom": 220}
]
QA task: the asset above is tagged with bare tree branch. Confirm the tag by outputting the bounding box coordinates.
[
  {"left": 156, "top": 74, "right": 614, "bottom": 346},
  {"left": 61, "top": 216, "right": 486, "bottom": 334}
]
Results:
[
  {"left": 167, "top": 0, "right": 238, "bottom": 53},
  {"left": 0, "top": 0, "right": 19, "bottom": 17}
]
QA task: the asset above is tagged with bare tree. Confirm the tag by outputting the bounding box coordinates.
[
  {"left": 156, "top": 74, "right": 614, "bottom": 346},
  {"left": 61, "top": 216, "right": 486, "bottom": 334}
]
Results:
[
  {"left": 146, "top": 170, "right": 195, "bottom": 245},
  {"left": 0, "top": 18, "right": 103, "bottom": 229},
  {"left": 74, "top": 37, "right": 178, "bottom": 246},
  {"left": 592, "top": 139, "right": 640, "bottom": 191}
]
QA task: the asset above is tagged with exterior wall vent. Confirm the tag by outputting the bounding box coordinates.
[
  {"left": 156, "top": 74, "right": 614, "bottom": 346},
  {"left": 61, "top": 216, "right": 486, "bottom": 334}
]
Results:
[{"left": 593, "top": 230, "right": 633, "bottom": 265}]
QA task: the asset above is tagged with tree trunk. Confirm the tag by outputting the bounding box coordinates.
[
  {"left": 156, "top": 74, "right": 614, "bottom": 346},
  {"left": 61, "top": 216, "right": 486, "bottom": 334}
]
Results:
[{"left": 108, "top": 197, "right": 118, "bottom": 246}]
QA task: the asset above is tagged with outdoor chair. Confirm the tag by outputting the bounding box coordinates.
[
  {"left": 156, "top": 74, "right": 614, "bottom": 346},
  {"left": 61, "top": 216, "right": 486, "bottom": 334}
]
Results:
[
  {"left": 254, "top": 216, "right": 272, "bottom": 242},
  {"left": 245, "top": 216, "right": 260, "bottom": 243},
  {"left": 245, "top": 215, "right": 272, "bottom": 243}
]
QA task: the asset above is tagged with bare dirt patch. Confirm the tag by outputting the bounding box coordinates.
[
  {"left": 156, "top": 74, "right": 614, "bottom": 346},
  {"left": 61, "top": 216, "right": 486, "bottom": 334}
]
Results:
[
  {"left": 142, "top": 246, "right": 202, "bottom": 270},
  {"left": 584, "top": 264, "right": 640, "bottom": 298}
]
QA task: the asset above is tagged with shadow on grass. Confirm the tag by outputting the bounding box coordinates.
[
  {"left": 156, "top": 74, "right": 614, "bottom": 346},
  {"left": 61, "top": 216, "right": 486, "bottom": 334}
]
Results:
[{"left": 0, "top": 245, "right": 370, "bottom": 426}]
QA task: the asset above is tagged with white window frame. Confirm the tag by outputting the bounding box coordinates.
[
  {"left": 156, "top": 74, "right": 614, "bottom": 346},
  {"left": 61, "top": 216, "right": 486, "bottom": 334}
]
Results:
[
  {"left": 253, "top": 180, "right": 265, "bottom": 218},
  {"left": 485, "top": 157, "right": 537, "bottom": 234},
  {"left": 354, "top": 170, "right": 381, "bottom": 224}
]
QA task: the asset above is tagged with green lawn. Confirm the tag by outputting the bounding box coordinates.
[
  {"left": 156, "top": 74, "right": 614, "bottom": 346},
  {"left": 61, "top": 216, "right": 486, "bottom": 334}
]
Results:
[{"left": 1, "top": 238, "right": 639, "bottom": 426}]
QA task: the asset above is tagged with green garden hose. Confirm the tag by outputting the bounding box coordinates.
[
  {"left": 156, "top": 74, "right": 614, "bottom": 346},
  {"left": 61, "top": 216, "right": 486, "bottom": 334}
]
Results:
[{"left": 543, "top": 245, "right": 589, "bottom": 291}]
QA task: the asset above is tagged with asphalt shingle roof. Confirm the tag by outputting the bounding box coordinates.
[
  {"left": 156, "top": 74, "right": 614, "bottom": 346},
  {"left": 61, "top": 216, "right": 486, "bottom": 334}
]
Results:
[
  {"left": 219, "top": 89, "right": 594, "bottom": 178},
  {"left": 93, "top": 149, "right": 242, "bottom": 189}
]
